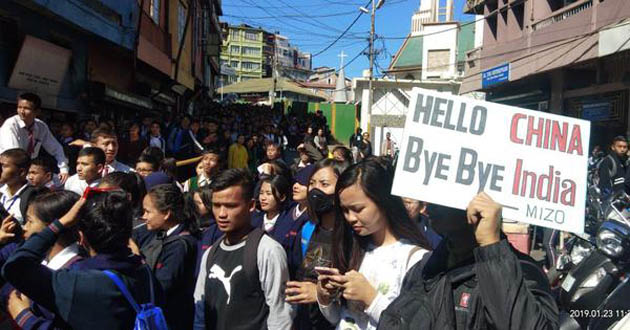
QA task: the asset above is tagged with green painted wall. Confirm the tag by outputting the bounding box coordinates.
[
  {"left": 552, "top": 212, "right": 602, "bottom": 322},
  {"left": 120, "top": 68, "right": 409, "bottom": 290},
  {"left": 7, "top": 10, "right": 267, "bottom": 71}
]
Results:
[{"left": 307, "top": 102, "right": 357, "bottom": 146}]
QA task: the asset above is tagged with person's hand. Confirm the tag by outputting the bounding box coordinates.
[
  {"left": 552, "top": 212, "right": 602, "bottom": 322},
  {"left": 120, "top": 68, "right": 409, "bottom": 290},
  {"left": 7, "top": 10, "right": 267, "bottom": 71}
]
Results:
[
  {"left": 7, "top": 290, "right": 30, "bottom": 319},
  {"left": 58, "top": 172, "right": 69, "bottom": 185},
  {"left": 69, "top": 139, "right": 87, "bottom": 147},
  {"left": 340, "top": 270, "right": 377, "bottom": 307},
  {"left": 316, "top": 267, "right": 342, "bottom": 306},
  {"left": 0, "top": 215, "right": 17, "bottom": 244},
  {"left": 128, "top": 239, "right": 141, "bottom": 256},
  {"left": 466, "top": 192, "right": 502, "bottom": 247},
  {"left": 59, "top": 198, "right": 87, "bottom": 228},
  {"left": 285, "top": 281, "right": 317, "bottom": 304}
]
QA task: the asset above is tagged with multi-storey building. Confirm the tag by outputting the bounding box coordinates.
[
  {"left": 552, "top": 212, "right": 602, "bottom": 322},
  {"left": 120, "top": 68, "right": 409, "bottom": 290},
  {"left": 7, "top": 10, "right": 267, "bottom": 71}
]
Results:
[
  {"left": 460, "top": 0, "right": 630, "bottom": 147},
  {"left": 0, "top": 0, "right": 222, "bottom": 117},
  {"left": 219, "top": 24, "right": 265, "bottom": 85}
]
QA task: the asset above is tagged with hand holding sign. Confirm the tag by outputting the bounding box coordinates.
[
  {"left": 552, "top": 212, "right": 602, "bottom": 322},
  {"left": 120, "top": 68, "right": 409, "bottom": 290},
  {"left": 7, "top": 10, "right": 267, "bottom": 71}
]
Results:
[
  {"left": 393, "top": 88, "right": 590, "bottom": 234},
  {"left": 466, "top": 192, "right": 502, "bottom": 247}
]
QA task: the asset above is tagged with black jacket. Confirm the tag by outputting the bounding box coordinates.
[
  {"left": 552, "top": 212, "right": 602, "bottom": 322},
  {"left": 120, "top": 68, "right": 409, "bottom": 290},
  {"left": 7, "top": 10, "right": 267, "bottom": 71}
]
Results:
[
  {"left": 598, "top": 153, "right": 627, "bottom": 195},
  {"left": 378, "top": 239, "right": 558, "bottom": 330},
  {"left": 2, "top": 220, "right": 164, "bottom": 330},
  {"left": 140, "top": 225, "right": 198, "bottom": 330}
]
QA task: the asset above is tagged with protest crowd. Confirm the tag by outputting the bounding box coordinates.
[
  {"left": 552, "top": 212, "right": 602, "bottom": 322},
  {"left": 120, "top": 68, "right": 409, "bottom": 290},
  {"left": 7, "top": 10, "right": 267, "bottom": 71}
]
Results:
[{"left": 0, "top": 92, "right": 563, "bottom": 330}]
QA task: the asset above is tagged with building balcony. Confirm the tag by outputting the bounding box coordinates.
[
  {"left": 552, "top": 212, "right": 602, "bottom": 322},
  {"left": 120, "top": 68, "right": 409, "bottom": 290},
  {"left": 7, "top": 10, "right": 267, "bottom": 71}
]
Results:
[
  {"left": 139, "top": 11, "right": 171, "bottom": 55},
  {"left": 532, "top": 0, "right": 593, "bottom": 31},
  {"left": 464, "top": 0, "right": 495, "bottom": 14}
]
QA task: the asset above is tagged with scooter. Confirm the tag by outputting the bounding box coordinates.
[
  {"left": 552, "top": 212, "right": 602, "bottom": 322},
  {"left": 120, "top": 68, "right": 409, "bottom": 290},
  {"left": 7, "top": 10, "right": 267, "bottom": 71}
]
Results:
[{"left": 558, "top": 193, "right": 630, "bottom": 329}]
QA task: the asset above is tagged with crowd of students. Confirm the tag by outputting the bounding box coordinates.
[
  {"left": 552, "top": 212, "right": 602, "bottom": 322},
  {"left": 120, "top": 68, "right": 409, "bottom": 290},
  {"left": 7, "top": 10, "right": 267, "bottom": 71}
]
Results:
[{"left": 0, "top": 92, "right": 560, "bottom": 330}]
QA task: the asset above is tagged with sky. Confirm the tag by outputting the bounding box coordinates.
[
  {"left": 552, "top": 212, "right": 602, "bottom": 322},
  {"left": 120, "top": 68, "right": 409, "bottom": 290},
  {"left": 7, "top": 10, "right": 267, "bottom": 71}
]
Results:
[{"left": 222, "top": 0, "right": 476, "bottom": 78}]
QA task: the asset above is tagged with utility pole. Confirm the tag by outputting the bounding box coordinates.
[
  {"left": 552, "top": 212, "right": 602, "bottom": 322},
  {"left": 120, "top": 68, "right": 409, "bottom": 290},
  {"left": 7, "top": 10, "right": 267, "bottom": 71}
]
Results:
[
  {"left": 270, "top": 44, "right": 277, "bottom": 105},
  {"left": 367, "top": 0, "right": 375, "bottom": 136}
]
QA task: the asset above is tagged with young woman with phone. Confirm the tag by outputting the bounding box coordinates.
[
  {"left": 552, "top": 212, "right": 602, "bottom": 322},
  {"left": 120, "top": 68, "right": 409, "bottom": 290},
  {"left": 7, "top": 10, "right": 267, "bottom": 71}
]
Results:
[{"left": 316, "top": 158, "right": 432, "bottom": 330}]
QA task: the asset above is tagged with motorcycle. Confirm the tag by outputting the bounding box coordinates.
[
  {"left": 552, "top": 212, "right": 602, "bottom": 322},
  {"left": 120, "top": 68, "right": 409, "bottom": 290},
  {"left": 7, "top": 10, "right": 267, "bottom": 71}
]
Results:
[
  {"left": 546, "top": 186, "right": 602, "bottom": 287},
  {"left": 558, "top": 192, "right": 630, "bottom": 329}
]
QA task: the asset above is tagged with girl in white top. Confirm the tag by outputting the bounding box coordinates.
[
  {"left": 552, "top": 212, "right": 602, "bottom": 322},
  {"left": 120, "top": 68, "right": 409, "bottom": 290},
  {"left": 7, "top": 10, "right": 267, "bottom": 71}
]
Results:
[{"left": 316, "top": 159, "right": 433, "bottom": 330}]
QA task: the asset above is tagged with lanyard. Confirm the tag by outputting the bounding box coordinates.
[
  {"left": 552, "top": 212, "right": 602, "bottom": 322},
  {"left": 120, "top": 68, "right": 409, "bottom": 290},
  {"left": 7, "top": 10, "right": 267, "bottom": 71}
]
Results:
[{"left": 1, "top": 194, "right": 19, "bottom": 213}]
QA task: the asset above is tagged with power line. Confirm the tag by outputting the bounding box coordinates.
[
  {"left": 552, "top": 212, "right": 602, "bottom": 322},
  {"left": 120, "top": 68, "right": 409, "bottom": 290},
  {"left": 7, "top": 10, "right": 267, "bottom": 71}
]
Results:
[
  {"left": 224, "top": 10, "right": 358, "bottom": 19},
  {"left": 311, "top": 0, "right": 372, "bottom": 57}
]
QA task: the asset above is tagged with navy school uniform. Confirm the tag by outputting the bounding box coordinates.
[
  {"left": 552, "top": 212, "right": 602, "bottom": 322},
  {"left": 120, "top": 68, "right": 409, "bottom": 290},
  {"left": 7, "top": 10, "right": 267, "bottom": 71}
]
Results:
[
  {"left": 251, "top": 208, "right": 296, "bottom": 251},
  {"left": 1, "top": 221, "right": 165, "bottom": 330},
  {"left": 11, "top": 250, "right": 83, "bottom": 330},
  {"left": 139, "top": 224, "right": 198, "bottom": 330}
]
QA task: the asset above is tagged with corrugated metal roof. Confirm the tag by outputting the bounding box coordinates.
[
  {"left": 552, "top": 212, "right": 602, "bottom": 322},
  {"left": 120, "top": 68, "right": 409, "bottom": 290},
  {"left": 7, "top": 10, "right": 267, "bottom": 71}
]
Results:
[
  {"left": 216, "top": 78, "right": 327, "bottom": 100},
  {"left": 390, "top": 36, "right": 424, "bottom": 69}
]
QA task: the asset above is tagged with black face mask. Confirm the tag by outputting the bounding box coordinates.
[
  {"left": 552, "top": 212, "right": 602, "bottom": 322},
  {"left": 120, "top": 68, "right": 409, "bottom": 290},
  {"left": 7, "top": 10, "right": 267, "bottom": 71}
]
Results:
[{"left": 308, "top": 188, "right": 335, "bottom": 215}]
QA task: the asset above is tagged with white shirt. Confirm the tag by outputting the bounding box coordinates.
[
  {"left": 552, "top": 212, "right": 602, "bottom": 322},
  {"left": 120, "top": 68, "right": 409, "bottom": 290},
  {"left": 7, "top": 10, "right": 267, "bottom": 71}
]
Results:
[
  {"left": 183, "top": 174, "right": 211, "bottom": 192},
  {"left": 0, "top": 183, "right": 29, "bottom": 224},
  {"left": 149, "top": 135, "right": 166, "bottom": 153},
  {"left": 42, "top": 243, "right": 80, "bottom": 270},
  {"left": 0, "top": 115, "right": 69, "bottom": 173},
  {"left": 294, "top": 204, "right": 306, "bottom": 219},
  {"left": 319, "top": 241, "right": 431, "bottom": 330},
  {"left": 166, "top": 224, "right": 181, "bottom": 237},
  {"left": 64, "top": 174, "right": 101, "bottom": 196},
  {"left": 263, "top": 213, "right": 280, "bottom": 232}
]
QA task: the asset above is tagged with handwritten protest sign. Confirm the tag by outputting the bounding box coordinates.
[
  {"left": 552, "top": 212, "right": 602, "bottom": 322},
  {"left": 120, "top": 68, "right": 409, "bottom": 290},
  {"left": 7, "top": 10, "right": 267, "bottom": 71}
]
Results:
[{"left": 392, "top": 88, "right": 591, "bottom": 234}]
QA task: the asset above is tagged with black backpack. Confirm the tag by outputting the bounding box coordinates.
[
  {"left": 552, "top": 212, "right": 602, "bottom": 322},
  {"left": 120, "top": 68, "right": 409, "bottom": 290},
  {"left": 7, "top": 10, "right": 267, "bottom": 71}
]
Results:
[
  {"left": 378, "top": 261, "right": 478, "bottom": 330},
  {"left": 205, "top": 227, "right": 265, "bottom": 288}
]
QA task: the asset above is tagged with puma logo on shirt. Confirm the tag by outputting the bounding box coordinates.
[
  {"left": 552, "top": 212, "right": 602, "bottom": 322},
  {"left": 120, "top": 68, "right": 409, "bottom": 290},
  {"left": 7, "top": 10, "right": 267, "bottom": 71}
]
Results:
[{"left": 208, "top": 264, "right": 243, "bottom": 304}]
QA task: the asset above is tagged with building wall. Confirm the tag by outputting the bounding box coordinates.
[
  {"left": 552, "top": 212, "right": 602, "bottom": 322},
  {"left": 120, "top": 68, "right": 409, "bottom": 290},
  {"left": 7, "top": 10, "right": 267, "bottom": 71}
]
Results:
[
  {"left": 422, "top": 23, "right": 458, "bottom": 80},
  {"left": 170, "top": 0, "right": 195, "bottom": 90},
  {"left": 220, "top": 25, "right": 264, "bottom": 83},
  {"left": 467, "top": 0, "right": 630, "bottom": 91}
]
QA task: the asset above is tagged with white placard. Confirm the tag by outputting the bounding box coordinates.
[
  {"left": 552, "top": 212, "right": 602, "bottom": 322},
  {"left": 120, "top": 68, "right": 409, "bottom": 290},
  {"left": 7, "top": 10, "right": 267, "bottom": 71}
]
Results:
[{"left": 392, "top": 88, "right": 590, "bottom": 234}]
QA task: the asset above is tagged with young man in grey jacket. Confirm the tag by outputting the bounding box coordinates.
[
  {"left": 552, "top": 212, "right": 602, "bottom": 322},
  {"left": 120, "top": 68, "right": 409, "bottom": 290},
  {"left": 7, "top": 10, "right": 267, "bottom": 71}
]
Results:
[{"left": 193, "top": 169, "right": 294, "bottom": 330}]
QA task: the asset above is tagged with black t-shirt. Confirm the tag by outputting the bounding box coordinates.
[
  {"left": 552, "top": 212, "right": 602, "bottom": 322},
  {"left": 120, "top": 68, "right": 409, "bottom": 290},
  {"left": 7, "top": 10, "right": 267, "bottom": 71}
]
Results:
[
  {"left": 298, "top": 227, "right": 333, "bottom": 282},
  {"left": 297, "top": 227, "right": 335, "bottom": 330}
]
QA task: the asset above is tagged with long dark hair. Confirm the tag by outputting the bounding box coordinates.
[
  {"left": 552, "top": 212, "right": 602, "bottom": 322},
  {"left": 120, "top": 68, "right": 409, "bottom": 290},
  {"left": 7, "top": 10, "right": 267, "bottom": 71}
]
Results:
[
  {"left": 332, "top": 158, "right": 431, "bottom": 274},
  {"left": 306, "top": 158, "right": 350, "bottom": 224},
  {"left": 260, "top": 175, "right": 292, "bottom": 212},
  {"left": 147, "top": 184, "right": 199, "bottom": 235}
]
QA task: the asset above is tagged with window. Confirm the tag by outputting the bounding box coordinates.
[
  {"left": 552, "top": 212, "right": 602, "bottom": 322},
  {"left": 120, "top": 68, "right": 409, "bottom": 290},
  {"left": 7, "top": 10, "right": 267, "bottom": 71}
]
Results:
[
  {"left": 230, "top": 45, "right": 240, "bottom": 54},
  {"left": 242, "top": 47, "right": 260, "bottom": 56},
  {"left": 242, "top": 62, "right": 260, "bottom": 71},
  {"left": 427, "top": 49, "right": 450, "bottom": 72},
  {"left": 244, "top": 31, "right": 258, "bottom": 41},
  {"left": 178, "top": 2, "right": 186, "bottom": 43},
  {"left": 230, "top": 61, "right": 239, "bottom": 68},
  {"left": 150, "top": 0, "right": 160, "bottom": 24},
  {"left": 230, "top": 29, "right": 239, "bottom": 40}
]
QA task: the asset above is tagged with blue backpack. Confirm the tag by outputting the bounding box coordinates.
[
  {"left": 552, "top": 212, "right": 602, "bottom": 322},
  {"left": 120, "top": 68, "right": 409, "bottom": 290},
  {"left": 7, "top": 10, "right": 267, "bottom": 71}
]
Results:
[{"left": 103, "top": 268, "right": 168, "bottom": 330}]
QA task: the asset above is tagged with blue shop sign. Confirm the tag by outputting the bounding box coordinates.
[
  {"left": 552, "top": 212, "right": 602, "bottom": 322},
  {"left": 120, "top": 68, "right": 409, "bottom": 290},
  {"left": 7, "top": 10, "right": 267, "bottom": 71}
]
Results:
[
  {"left": 582, "top": 102, "right": 611, "bottom": 121},
  {"left": 482, "top": 63, "right": 510, "bottom": 88}
]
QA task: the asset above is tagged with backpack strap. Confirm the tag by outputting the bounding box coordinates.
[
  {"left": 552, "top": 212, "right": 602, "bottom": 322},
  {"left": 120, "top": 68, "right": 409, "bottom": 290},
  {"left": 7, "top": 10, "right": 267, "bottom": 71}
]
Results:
[
  {"left": 243, "top": 227, "right": 265, "bottom": 289},
  {"left": 103, "top": 270, "right": 141, "bottom": 313},
  {"left": 301, "top": 221, "right": 316, "bottom": 257},
  {"left": 406, "top": 246, "right": 422, "bottom": 270}
]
